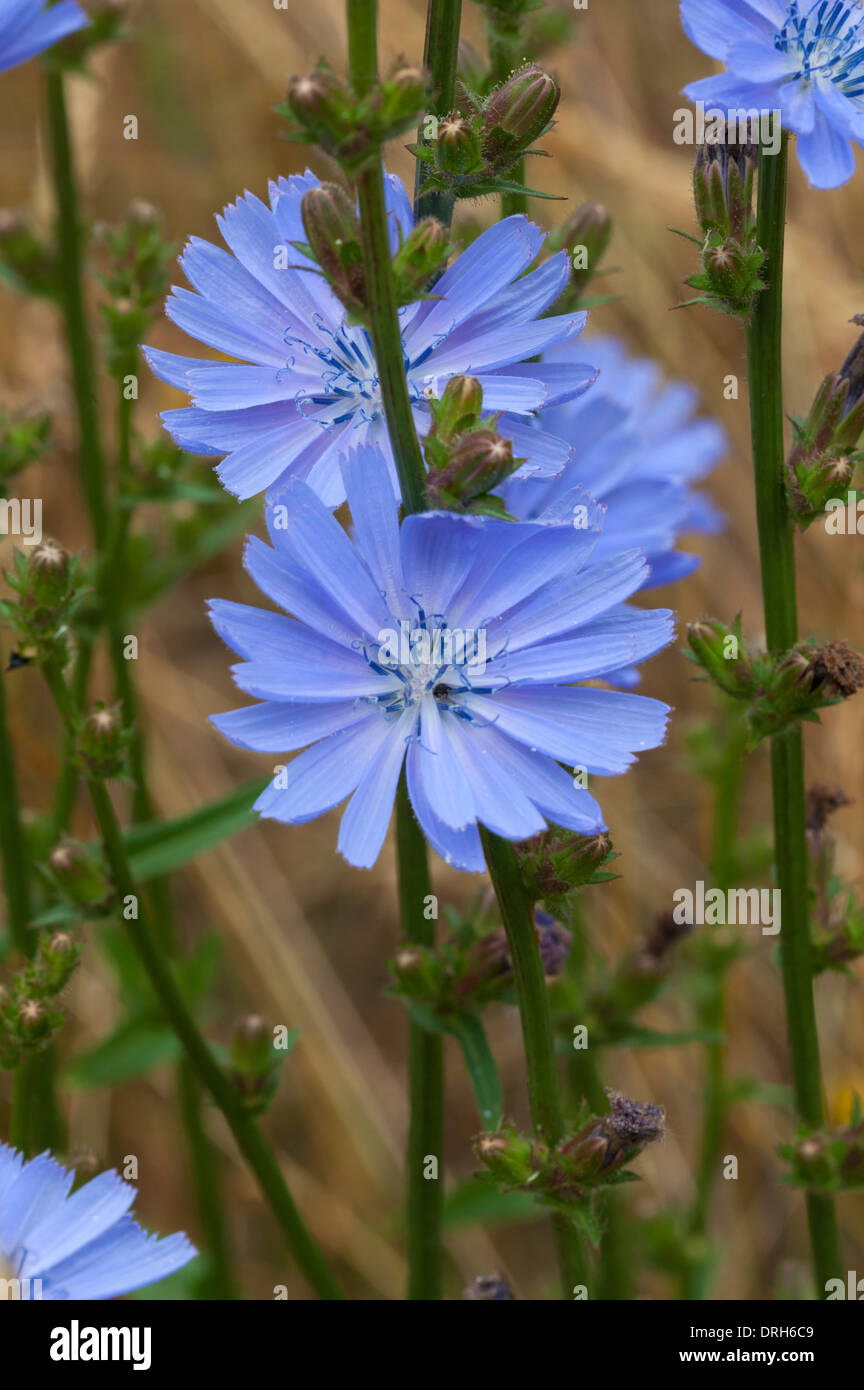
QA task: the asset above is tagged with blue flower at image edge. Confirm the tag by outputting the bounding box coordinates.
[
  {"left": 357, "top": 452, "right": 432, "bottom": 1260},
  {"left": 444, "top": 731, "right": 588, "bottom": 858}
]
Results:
[
  {"left": 144, "top": 171, "right": 595, "bottom": 505},
  {"left": 681, "top": 0, "right": 864, "bottom": 188},
  {"left": 209, "top": 445, "right": 674, "bottom": 873},
  {"left": 0, "top": 1142, "right": 196, "bottom": 1299},
  {"left": 0, "top": 0, "right": 88, "bottom": 74}
]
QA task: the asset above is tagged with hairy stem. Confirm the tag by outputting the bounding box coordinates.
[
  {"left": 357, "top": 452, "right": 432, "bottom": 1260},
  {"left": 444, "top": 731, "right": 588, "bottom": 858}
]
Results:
[{"left": 746, "top": 135, "right": 840, "bottom": 1294}]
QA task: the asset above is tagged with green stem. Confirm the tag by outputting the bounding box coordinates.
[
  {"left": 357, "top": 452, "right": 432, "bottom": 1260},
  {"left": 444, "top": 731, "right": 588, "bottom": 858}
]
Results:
[
  {"left": 682, "top": 715, "right": 746, "bottom": 1300},
  {"left": 347, "top": 0, "right": 442, "bottom": 1297},
  {"left": 177, "top": 1058, "right": 241, "bottom": 1299},
  {"left": 348, "top": 2, "right": 427, "bottom": 515},
  {"left": 746, "top": 134, "right": 840, "bottom": 1294},
  {"left": 0, "top": 663, "right": 32, "bottom": 957},
  {"left": 40, "top": 660, "right": 344, "bottom": 1299},
  {"left": 43, "top": 67, "right": 107, "bottom": 548},
  {"left": 414, "top": 0, "right": 463, "bottom": 226},
  {"left": 479, "top": 827, "right": 582, "bottom": 1296},
  {"left": 396, "top": 773, "right": 443, "bottom": 1300}
]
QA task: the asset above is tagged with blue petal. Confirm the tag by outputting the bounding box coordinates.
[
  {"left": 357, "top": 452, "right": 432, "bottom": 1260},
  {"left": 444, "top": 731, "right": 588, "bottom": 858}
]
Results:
[
  {"left": 337, "top": 709, "right": 415, "bottom": 866},
  {"left": 254, "top": 715, "right": 391, "bottom": 823},
  {"left": 211, "top": 700, "right": 368, "bottom": 752}
]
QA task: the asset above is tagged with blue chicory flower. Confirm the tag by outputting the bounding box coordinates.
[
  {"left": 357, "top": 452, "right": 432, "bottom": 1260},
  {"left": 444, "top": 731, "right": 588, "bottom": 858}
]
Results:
[
  {"left": 0, "top": 1141, "right": 196, "bottom": 1299},
  {"left": 681, "top": 0, "right": 864, "bottom": 188},
  {"left": 503, "top": 336, "right": 726, "bottom": 592},
  {"left": 0, "top": 0, "right": 88, "bottom": 74},
  {"left": 208, "top": 445, "right": 673, "bottom": 873},
  {"left": 144, "top": 171, "right": 595, "bottom": 505}
]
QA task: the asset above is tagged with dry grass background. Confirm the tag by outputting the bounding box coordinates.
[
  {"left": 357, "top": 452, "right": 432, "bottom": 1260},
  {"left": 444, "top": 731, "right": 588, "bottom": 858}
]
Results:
[{"left": 1, "top": 0, "right": 863, "bottom": 1298}]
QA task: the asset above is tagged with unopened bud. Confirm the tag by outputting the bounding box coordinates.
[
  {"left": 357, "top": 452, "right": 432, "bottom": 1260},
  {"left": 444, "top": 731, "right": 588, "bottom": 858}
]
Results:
[
  {"left": 300, "top": 183, "right": 366, "bottom": 319},
  {"left": 392, "top": 217, "right": 449, "bottom": 304},
  {"left": 482, "top": 65, "right": 560, "bottom": 166},
  {"left": 78, "top": 704, "right": 128, "bottom": 779}
]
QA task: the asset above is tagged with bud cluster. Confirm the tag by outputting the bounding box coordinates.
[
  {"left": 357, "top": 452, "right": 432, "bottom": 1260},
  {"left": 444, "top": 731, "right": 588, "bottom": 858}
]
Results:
[
  {"left": 390, "top": 905, "right": 571, "bottom": 1017},
  {"left": 805, "top": 782, "right": 864, "bottom": 974},
  {"left": 517, "top": 823, "right": 616, "bottom": 915},
  {"left": 474, "top": 1090, "right": 665, "bottom": 1235},
  {"left": 423, "top": 376, "right": 521, "bottom": 516},
  {"left": 782, "top": 1112, "right": 864, "bottom": 1193},
  {"left": 785, "top": 323, "right": 864, "bottom": 527},
  {"left": 681, "top": 143, "right": 766, "bottom": 319},
  {"left": 95, "top": 202, "right": 176, "bottom": 379},
  {"left": 0, "top": 541, "right": 86, "bottom": 661},
  {"left": 47, "top": 836, "right": 113, "bottom": 913},
  {"left": 77, "top": 703, "right": 134, "bottom": 781},
  {"left": 0, "top": 929, "right": 81, "bottom": 1071},
  {"left": 410, "top": 63, "right": 560, "bottom": 203},
  {"left": 298, "top": 184, "right": 449, "bottom": 322},
  {"left": 685, "top": 618, "right": 864, "bottom": 746},
  {"left": 282, "top": 60, "right": 428, "bottom": 174}
]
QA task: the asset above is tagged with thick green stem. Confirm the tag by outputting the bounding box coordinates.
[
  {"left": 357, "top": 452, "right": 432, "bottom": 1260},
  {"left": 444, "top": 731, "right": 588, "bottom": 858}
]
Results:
[
  {"left": 40, "top": 661, "right": 344, "bottom": 1299},
  {"left": 479, "top": 827, "right": 582, "bottom": 1296},
  {"left": 396, "top": 774, "right": 443, "bottom": 1300},
  {"left": 347, "top": 0, "right": 442, "bottom": 1299},
  {"left": 414, "top": 0, "right": 463, "bottom": 226},
  {"left": 485, "top": 11, "right": 525, "bottom": 217},
  {"left": 746, "top": 135, "right": 840, "bottom": 1294},
  {"left": 43, "top": 67, "right": 107, "bottom": 548},
  {"left": 348, "top": 2, "right": 427, "bottom": 515}
]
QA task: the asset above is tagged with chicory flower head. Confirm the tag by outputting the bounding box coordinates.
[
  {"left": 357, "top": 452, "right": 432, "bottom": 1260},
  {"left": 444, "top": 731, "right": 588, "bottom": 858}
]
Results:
[
  {"left": 681, "top": 0, "right": 864, "bottom": 188},
  {"left": 504, "top": 336, "right": 726, "bottom": 592},
  {"left": 0, "top": 1141, "right": 196, "bottom": 1299},
  {"left": 0, "top": 0, "right": 87, "bottom": 74},
  {"left": 145, "top": 171, "right": 594, "bottom": 506},
  {"left": 209, "top": 445, "right": 673, "bottom": 873}
]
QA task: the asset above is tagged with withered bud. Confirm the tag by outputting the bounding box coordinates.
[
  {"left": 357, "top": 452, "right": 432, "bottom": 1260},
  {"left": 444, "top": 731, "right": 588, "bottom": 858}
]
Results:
[
  {"left": 805, "top": 782, "right": 853, "bottom": 832},
  {"left": 801, "top": 640, "right": 864, "bottom": 700}
]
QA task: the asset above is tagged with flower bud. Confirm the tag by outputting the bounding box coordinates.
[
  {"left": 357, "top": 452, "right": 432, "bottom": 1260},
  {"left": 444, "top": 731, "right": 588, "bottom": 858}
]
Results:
[
  {"left": 17, "top": 998, "right": 49, "bottom": 1038},
  {"left": 535, "top": 910, "right": 572, "bottom": 979},
  {"left": 430, "top": 375, "right": 483, "bottom": 445},
  {"left": 287, "top": 66, "right": 356, "bottom": 149},
  {"left": 555, "top": 202, "right": 611, "bottom": 295},
  {"left": 686, "top": 616, "right": 755, "bottom": 698},
  {"left": 25, "top": 541, "right": 71, "bottom": 614},
  {"left": 377, "top": 62, "right": 429, "bottom": 136},
  {"left": 452, "top": 928, "right": 511, "bottom": 998},
  {"left": 49, "top": 837, "right": 111, "bottom": 908},
  {"left": 556, "top": 1089, "right": 665, "bottom": 1189},
  {"left": 392, "top": 217, "right": 450, "bottom": 304},
  {"left": 436, "top": 115, "right": 483, "bottom": 176},
  {"left": 473, "top": 1127, "right": 540, "bottom": 1187},
  {"left": 518, "top": 826, "right": 614, "bottom": 900},
  {"left": 78, "top": 704, "right": 129, "bottom": 779},
  {"left": 482, "top": 64, "right": 560, "bottom": 166},
  {"left": 35, "top": 931, "right": 81, "bottom": 994},
  {"left": 300, "top": 183, "right": 366, "bottom": 319},
  {"left": 229, "top": 1014, "right": 281, "bottom": 1113}
]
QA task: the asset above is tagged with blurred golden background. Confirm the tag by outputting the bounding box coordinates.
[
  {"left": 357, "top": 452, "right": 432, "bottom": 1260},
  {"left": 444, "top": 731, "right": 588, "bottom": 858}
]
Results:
[{"left": 1, "top": 0, "right": 862, "bottom": 1298}]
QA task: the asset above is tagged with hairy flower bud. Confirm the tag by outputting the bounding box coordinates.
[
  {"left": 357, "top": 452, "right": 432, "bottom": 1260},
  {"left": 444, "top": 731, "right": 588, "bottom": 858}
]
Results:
[
  {"left": 391, "top": 217, "right": 449, "bottom": 304},
  {"left": 287, "top": 66, "right": 356, "bottom": 149},
  {"left": 482, "top": 64, "right": 560, "bottom": 165},
  {"left": 300, "top": 183, "right": 366, "bottom": 318},
  {"left": 437, "top": 115, "right": 483, "bottom": 175},
  {"left": 686, "top": 616, "right": 754, "bottom": 698},
  {"left": 49, "top": 837, "right": 111, "bottom": 908},
  {"left": 78, "top": 704, "right": 129, "bottom": 779},
  {"left": 25, "top": 541, "right": 70, "bottom": 613}
]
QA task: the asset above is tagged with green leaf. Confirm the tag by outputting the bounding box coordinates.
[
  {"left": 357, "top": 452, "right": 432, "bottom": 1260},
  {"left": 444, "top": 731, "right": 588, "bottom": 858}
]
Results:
[
  {"left": 596, "top": 1025, "right": 725, "bottom": 1051},
  {"left": 448, "top": 1013, "right": 503, "bottom": 1130},
  {"left": 124, "top": 778, "right": 268, "bottom": 881},
  {"left": 66, "top": 1014, "right": 181, "bottom": 1087},
  {"left": 443, "top": 1177, "right": 538, "bottom": 1230},
  {"left": 566, "top": 1199, "right": 603, "bottom": 1248}
]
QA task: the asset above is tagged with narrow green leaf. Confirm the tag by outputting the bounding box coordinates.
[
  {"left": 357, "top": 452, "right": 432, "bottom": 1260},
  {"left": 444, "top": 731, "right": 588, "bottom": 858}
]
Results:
[
  {"left": 449, "top": 1012, "right": 503, "bottom": 1130},
  {"left": 124, "top": 778, "right": 268, "bottom": 881},
  {"left": 66, "top": 1014, "right": 181, "bottom": 1087}
]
